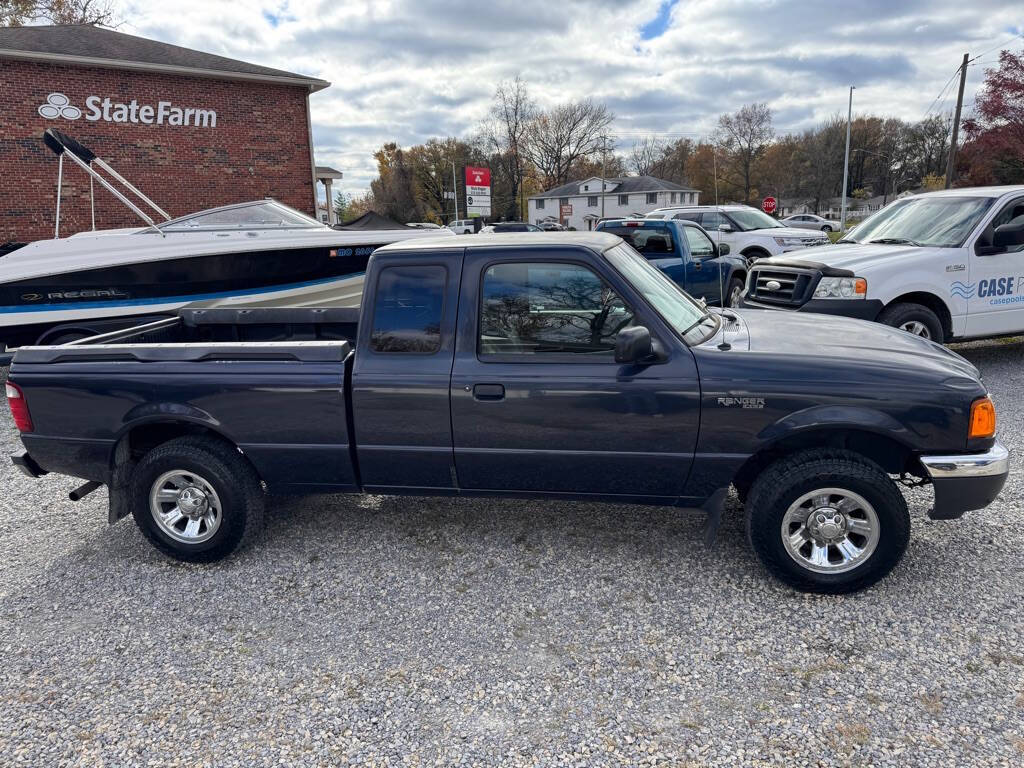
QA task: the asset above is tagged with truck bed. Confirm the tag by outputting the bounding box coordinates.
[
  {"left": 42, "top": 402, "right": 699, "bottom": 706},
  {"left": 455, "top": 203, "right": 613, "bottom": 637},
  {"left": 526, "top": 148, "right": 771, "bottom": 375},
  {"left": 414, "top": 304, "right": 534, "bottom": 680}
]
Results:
[{"left": 10, "top": 307, "right": 359, "bottom": 492}]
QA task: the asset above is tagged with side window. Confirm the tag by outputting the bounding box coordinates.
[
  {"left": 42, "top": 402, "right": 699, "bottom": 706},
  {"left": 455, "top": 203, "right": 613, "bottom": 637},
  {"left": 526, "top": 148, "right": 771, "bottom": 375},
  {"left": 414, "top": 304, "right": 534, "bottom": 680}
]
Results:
[
  {"left": 683, "top": 227, "right": 716, "bottom": 259},
  {"left": 673, "top": 212, "right": 700, "bottom": 222},
  {"left": 479, "top": 262, "right": 634, "bottom": 357},
  {"left": 370, "top": 265, "right": 445, "bottom": 353},
  {"left": 700, "top": 212, "right": 723, "bottom": 231},
  {"left": 988, "top": 198, "right": 1024, "bottom": 252}
]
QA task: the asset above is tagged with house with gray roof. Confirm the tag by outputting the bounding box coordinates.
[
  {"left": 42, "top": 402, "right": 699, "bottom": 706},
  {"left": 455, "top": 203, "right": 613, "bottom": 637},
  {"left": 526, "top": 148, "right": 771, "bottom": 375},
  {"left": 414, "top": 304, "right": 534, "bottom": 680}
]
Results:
[{"left": 528, "top": 176, "right": 700, "bottom": 230}]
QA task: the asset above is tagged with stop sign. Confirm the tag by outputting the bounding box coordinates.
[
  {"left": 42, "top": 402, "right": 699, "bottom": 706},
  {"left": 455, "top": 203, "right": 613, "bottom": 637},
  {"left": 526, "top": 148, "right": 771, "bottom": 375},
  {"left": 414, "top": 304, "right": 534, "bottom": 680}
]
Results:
[{"left": 762, "top": 196, "right": 777, "bottom": 215}]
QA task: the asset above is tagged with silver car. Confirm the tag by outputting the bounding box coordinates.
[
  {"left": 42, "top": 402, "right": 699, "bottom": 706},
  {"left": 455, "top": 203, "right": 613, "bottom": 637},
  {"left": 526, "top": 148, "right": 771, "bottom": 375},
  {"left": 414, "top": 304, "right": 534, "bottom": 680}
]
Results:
[{"left": 781, "top": 213, "right": 842, "bottom": 232}]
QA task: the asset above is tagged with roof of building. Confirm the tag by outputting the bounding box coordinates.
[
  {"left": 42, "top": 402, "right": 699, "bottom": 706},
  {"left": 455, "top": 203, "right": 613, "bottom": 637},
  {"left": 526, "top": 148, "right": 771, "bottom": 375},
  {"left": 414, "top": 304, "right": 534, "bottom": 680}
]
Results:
[
  {"left": 0, "top": 24, "right": 330, "bottom": 92},
  {"left": 531, "top": 175, "right": 697, "bottom": 199}
]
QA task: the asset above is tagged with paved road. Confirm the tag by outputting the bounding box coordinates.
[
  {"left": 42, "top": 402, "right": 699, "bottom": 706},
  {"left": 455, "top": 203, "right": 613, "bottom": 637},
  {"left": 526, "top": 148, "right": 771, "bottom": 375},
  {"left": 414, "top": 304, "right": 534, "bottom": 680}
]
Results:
[{"left": 1, "top": 339, "right": 1022, "bottom": 766}]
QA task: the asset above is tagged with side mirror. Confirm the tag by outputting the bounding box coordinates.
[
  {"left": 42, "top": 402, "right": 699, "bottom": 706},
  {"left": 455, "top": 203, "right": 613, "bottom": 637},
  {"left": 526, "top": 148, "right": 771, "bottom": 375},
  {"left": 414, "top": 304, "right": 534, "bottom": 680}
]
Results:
[
  {"left": 718, "top": 224, "right": 734, "bottom": 233},
  {"left": 993, "top": 219, "right": 1024, "bottom": 249},
  {"left": 615, "top": 326, "right": 653, "bottom": 364},
  {"left": 718, "top": 242, "right": 731, "bottom": 256}
]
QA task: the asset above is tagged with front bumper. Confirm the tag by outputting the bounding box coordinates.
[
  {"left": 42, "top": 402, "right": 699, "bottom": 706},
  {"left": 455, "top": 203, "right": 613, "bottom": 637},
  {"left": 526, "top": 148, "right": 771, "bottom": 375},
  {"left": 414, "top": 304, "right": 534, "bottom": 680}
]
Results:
[
  {"left": 740, "top": 296, "right": 884, "bottom": 322},
  {"left": 919, "top": 441, "right": 1009, "bottom": 520}
]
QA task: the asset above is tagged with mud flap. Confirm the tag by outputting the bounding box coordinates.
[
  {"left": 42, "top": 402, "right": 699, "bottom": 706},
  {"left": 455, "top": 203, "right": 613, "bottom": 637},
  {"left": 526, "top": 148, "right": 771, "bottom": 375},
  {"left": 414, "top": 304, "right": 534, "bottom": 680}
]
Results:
[
  {"left": 108, "top": 436, "right": 135, "bottom": 524},
  {"left": 701, "top": 486, "right": 730, "bottom": 549}
]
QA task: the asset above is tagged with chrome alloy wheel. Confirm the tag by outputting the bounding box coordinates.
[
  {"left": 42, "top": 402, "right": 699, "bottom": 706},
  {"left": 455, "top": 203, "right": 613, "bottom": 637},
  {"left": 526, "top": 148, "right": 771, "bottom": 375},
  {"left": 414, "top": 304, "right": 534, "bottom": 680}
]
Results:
[
  {"left": 900, "top": 320, "right": 931, "bottom": 339},
  {"left": 149, "top": 470, "right": 222, "bottom": 544},
  {"left": 781, "top": 488, "right": 880, "bottom": 574}
]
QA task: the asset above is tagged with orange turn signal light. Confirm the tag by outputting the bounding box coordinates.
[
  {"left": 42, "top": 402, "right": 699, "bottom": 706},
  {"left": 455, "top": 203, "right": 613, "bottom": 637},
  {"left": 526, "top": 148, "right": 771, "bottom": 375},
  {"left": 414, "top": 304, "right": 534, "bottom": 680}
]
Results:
[
  {"left": 853, "top": 278, "right": 867, "bottom": 296},
  {"left": 969, "top": 396, "right": 996, "bottom": 439}
]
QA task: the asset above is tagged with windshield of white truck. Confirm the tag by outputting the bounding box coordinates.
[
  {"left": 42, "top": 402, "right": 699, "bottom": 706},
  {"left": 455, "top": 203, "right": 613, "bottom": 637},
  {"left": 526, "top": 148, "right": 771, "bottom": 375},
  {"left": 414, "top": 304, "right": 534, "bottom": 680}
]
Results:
[
  {"left": 843, "top": 196, "right": 995, "bottom": 248},
  {"left": 604, "top": 243, "right": 717, "bottom": 344}
]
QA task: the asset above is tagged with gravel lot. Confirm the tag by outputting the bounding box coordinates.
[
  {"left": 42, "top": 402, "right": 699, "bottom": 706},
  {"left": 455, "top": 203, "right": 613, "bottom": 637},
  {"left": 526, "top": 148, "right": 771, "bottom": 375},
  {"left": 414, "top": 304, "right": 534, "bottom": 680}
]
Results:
[{"left": 1, "top": 339, "right": 1022, "bottom": 767}]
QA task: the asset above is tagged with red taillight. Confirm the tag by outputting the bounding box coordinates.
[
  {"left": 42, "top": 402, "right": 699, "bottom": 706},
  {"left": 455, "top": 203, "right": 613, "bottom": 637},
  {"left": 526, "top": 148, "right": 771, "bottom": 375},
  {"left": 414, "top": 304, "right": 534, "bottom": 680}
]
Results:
[
  {"left": 624, "top": 221, "right": 642, "bottom": 227},
  {"left": 6, "top": 381, "right": 33, "bottom": 432}
]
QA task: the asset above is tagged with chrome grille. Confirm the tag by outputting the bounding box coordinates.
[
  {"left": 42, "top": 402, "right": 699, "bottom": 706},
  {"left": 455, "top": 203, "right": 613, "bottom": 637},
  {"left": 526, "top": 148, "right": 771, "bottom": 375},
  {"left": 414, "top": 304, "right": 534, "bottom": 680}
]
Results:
[{"left": 748, "top": 267, "right": 816, "bottom": 306}]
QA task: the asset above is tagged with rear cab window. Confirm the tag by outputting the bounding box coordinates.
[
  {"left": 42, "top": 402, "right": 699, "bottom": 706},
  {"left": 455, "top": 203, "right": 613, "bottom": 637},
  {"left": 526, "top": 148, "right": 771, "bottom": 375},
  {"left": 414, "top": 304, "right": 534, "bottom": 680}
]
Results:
[
  {"left": 599, "top": 223, "right": 678, "bottom": 260},
  {"left": 370, "top": 265, "right": 446, "bottom": 353}
]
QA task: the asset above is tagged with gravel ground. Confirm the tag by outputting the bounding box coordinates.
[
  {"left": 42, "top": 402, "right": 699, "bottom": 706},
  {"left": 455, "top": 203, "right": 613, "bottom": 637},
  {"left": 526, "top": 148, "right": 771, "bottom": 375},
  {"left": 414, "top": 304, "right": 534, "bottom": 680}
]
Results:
[{"left": 1, "top": 339, "right": 1022, "bottom": 767}]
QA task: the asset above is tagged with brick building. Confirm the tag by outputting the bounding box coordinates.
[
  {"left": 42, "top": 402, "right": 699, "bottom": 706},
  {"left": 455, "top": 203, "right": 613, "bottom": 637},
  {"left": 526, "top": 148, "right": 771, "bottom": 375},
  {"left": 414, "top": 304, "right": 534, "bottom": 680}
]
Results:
[{"left": 0, "top": 24, "right": 330, "bottom": 242}]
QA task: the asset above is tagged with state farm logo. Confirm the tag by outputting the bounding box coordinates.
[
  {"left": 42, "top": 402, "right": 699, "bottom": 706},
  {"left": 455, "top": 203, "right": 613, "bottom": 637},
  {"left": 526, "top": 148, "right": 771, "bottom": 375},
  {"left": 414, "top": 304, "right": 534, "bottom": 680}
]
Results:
[{"left": 38, "top": 93, "right": 82, "bottom": 121}]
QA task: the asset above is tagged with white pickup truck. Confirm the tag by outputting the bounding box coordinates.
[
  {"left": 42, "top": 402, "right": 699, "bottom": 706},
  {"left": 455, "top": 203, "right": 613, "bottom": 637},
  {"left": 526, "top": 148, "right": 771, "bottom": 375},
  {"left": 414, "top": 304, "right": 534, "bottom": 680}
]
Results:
[{"left": 740, "top": 186, "right": 1024, "bottom": 342}]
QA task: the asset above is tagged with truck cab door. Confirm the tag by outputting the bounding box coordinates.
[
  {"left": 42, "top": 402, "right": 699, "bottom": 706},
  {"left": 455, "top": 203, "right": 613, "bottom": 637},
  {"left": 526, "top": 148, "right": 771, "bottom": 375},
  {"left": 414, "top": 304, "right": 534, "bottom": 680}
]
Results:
[
  {"left": 966, "top": 196, "right": 1024, "bottom": 337},
  {"left": 681, "top": 226, "right": 723, "bottom": 305},
  {"left": 350, "top": 250, "right": 463, "bottom": 492},
  {"left": 449, "top": 245, "right": 700, "bottom": 501}
]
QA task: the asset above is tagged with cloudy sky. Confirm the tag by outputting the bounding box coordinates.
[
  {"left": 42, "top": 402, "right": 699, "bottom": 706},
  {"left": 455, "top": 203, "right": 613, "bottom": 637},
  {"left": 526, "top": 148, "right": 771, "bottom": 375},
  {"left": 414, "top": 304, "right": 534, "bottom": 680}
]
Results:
[{"left": 118, "top": 0, "right": 1022, "bottom": 194}]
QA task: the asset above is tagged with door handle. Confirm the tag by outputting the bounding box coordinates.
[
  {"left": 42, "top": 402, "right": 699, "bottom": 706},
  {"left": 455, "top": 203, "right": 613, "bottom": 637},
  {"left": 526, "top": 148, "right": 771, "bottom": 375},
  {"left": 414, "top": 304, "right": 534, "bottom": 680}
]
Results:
[{"left": 473, "top": 383, "right": 505, "bottom": 401}]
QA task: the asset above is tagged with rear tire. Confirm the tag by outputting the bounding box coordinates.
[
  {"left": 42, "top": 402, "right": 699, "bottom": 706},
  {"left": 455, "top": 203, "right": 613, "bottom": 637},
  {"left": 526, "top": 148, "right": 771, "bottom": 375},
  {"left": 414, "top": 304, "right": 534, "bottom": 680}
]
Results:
[
  {"left": 130, "top": 436, "right": 264, "bottom": 562},
  {"left": 821, "top": 225, "right": 833, "bottom": 233},
  {"left": 877, "top": 302, "right": 944, "bottom": 342},
  {"left": 746, "top": 449, "right": 910, "bottom": 594}
]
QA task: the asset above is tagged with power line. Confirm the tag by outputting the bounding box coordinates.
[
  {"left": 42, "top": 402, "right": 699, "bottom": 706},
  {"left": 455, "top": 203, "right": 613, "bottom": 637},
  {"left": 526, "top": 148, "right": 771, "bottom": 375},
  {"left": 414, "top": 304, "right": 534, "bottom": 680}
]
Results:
[
  {"left": 922, "top": 67, "right": 961, "bottom": 122},
  {"left": 967, "top": 33, "right": 1024, "bottom": 64}
]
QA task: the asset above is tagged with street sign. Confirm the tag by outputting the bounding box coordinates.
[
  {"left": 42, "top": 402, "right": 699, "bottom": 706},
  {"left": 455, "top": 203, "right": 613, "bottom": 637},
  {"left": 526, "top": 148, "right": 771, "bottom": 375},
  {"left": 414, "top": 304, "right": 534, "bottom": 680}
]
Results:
[
  {"left": 762, "top": 196, "right": 777, "bottom": 215},
  {"left": 465, "top": 166, "right": 491, "bottom": 217}
]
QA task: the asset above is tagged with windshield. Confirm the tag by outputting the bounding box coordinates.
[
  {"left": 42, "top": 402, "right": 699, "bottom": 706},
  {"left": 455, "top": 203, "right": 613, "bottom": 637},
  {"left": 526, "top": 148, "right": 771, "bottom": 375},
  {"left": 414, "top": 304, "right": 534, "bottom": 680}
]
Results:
[
  {"left": 727, "top": 209, "right": 784, "bottom": 231},
  {"left": 160, "top": 201, "right": 323, "bottom": 232},
  {"left": 844, "top": 196, "right": 995, "bottom": 247},
  {"left": 604, "top": 243, "right": 716, "bottom": 344}
]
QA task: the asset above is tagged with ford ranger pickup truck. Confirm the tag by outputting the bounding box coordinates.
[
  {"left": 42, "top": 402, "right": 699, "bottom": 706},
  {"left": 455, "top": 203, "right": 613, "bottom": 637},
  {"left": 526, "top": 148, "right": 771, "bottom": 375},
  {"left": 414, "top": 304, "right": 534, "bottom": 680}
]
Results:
[
  {"left": 596, "top": 218, "right": 748, "bottom": 308},
  {"left": 740, "top": 186, "right": 1024, "bottom": 342},
  {"left": 7, "top": 232, "right": 1009, "bottom": 593}
]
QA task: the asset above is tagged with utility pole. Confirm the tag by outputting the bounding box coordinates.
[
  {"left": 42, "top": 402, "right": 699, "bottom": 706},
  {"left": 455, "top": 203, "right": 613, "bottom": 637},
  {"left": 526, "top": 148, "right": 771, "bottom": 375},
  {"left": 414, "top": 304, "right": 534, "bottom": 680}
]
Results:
[
  {"left": 451, "top": 160, "right": 459, "bottom": 222},
  {"left": 600, "top": 135, "right": 608, "bottom": 219},
  {"left": 945, "top": 52, "right": 969, "bottom": 189},
  {"left": 840, "top": 85, "right": 855, "bottom": 233}
]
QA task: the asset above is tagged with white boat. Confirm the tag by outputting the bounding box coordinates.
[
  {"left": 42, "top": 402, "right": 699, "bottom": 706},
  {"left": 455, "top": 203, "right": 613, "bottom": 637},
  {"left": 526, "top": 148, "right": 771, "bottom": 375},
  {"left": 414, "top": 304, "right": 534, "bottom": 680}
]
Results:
[{"left": 0, "top": 129, "right": 451, "bottom": 348}]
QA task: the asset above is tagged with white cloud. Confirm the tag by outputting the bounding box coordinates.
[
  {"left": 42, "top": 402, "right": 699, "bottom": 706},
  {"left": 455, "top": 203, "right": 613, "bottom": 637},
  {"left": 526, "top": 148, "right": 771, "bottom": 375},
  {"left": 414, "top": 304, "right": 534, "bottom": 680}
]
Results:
[{"left": 117, "top": 0, "right": 1022, "bottom": 193}]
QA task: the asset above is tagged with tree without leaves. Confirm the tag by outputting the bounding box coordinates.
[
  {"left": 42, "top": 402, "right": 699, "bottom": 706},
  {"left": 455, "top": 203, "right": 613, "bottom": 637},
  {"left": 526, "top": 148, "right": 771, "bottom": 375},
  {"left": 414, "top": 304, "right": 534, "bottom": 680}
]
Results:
[
  {"left": 525, "top": 99, "right": 614, "bottom": 189},
  {"left": 715, "top": 102, "right": 774, "bottom": 205},
  {"left": 482, "top": 76, "right": 536, "bottom": 220},
  {"left": 628, "top": 136, "right": 663, "bottom": 176}
]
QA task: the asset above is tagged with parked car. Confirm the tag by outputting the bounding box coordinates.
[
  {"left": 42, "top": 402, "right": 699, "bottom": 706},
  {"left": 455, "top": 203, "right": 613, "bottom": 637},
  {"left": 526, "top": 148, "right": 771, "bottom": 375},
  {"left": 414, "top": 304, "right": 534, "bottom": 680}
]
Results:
[
  {"left": 596, "top": 218, "right": 747, "bottom": 307},
  {"left": 407, "top": 222, "right": 443, "bottom": 230},
  {"left": 8, "top": 232, "right": 1007, "bottom": 593},
  {"left": 448, "top": 219, "right": 478, "bottom": 234},
  {"left": 479, "top": 222, "right": 543, "bottom": 233},
  {"left": 646, "top": 205, "right": 830, "bottom": 263},
  {"left": 740, "top": 187, "right": 1024, "bottom": 342},
  {"left": 539, "top": 221, "right": 566, "bottom": 231},
  {"left": 780, "top": 213, "right": 843, "bottom": 232}
]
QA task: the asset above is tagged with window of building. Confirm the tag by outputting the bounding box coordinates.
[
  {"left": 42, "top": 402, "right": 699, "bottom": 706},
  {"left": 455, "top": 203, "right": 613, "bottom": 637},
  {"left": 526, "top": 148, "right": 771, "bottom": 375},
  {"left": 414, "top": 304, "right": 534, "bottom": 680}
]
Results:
[
  {"left": 618, "top": 194, "right": 629, "bottom": 206},
  {"left": 370, "top": 265, "right": 445, "bottom": 353},
  {"left": 646, "top": 193, "right": 658, "bottom": 204},
  {"left": 588, "top": 196, "right": 598, "bottom": 207},
  {"left": 479, "top": 263, "right": 634, "bottom": 357},
  {"left": 536, "top": 199, "right": 545, "bottom": 210},
  {"left": 559, "top": 197, "right": 570, "bottom": 206},
  {"left": 670, "top": 192, "right": 678, "bottom": 204}
]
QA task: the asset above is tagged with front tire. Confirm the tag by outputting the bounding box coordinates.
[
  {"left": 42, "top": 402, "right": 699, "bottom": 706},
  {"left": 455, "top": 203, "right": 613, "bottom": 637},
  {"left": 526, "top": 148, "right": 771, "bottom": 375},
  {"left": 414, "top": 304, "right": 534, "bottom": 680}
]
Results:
[
  {"left": 821, "top": 225, "right": 833, "bottom": 233},
  {"left": 877, "top": 302, "right": 943, "bottom": 342},
  {"left": 130, "top": 436, "right": 264, "bottom": 562},
  {"left": 746, "top": 450, "right": 910, "bottom": 593},
  {"left": 726, "top": 277, "right": 745, "bottom": 308}
]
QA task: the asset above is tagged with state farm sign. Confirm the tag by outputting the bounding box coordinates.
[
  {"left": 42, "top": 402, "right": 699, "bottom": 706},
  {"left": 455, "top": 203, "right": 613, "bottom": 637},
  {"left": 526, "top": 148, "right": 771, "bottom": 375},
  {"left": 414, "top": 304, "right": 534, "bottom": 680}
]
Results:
[{"left": 37, "top": 92, "right": 217, "bottom": 128}]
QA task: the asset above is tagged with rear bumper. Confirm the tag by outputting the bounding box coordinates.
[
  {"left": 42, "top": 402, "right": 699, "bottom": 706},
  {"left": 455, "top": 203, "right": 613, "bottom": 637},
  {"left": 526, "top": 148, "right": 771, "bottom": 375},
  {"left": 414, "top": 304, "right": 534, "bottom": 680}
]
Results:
[
  {"left": 740, "top": 296, "right": 884, "bottom": 322},
  {"left": 11, "top": 450, "right": 47, "bottom": 478},
  {"left": 919, "top": 441, "right": 1009, "bottom": 520}
]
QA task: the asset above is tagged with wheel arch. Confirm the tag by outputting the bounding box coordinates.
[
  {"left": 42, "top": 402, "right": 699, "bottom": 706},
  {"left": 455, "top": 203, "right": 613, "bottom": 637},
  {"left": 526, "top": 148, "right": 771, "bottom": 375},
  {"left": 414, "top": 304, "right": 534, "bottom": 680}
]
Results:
[
  {"left": 884, "top": 291, "right": 953, "bottom": 341},
  {"left": 732, "top": 425, "right": 918, "bottom": 499}
]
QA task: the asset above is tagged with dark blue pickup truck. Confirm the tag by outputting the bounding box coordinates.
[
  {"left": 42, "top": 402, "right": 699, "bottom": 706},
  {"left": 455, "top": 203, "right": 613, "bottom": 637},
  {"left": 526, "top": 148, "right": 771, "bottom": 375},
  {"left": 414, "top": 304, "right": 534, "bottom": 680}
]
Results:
[
  {"left": 6, "top": 232, "right": 1009, "bottom": 593},
  {"left": 596, "top": 218, "right": 748, "bottom": 308}
]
